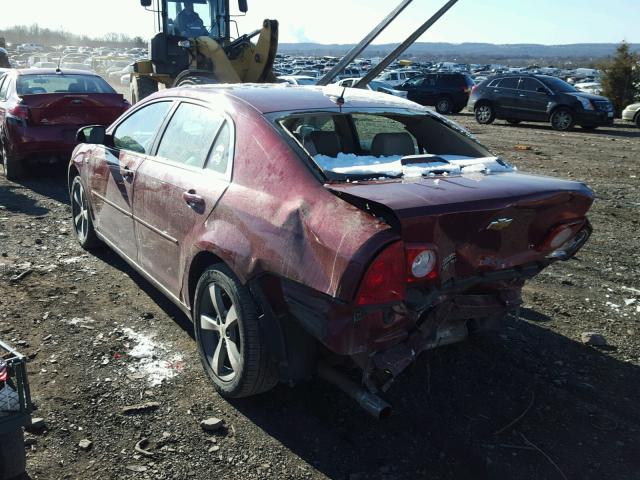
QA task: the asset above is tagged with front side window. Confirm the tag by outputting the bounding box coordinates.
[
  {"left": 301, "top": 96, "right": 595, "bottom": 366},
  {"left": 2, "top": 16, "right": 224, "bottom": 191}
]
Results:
[
  {"left": 520, "top": 78, "right": 545, "bottom": 92},
  {"left": 113, "top": 101, "right": 173, "bottom": 154},
  {"left": 157, "top": 102, "right": 225, "bottom": 168}
]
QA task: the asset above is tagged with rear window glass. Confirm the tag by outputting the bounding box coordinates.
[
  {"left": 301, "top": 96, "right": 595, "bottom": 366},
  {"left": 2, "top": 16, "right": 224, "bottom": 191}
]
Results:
[
  {"left": 16, "top": 74, "right": 115, "bottom": 95},
  {"left": 437, "top": 75, "right": 465, "bottom": 87}
]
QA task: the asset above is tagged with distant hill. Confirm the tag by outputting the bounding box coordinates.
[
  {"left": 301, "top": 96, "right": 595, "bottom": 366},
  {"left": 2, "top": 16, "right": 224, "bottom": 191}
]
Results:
[{"left": 278, "top": 42, "right": 640, "bottom": 65}]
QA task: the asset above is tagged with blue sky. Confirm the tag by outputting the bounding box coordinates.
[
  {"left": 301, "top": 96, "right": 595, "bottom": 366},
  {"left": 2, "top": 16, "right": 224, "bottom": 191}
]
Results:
[{"left": 1, "top": 0, "right": 638, "bottom": 44}]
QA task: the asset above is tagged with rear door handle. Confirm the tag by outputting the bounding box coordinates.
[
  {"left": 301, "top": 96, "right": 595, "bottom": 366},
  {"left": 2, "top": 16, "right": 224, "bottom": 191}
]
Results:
[
  {"left": 121, "top": 166, "right": 134, "bottom": 181},
  {"left": 182, "top": 190, "right": 204, "bottom": 208}
]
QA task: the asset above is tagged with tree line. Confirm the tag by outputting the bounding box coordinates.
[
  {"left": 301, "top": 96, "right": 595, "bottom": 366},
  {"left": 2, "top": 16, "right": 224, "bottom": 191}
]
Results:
[{"left": 0, "top": 24, "right": 146, "bottom": 49}]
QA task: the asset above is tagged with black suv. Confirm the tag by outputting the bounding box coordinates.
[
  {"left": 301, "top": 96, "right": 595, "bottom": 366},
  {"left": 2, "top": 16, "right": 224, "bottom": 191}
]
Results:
[
  {"left": 397, "top": 72, "right": 474, "bottom": 114},
  {"left": 468, "top": 74, "right": 614, "bottom": 131}
]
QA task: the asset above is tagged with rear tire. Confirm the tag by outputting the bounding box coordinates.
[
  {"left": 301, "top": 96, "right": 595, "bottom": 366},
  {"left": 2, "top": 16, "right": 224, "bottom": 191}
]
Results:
[
  {"left": 130, "top": 75, "right": 158, "bottom": 104},
  {"left": 70, "top": 176, "right": 101, "bottom": 250},
  {"left": 193, "top": 264, "right": 278, "bottom": 398},
  {"left": 474, "top": 102, "right": 495, "bottom": 125},
  {"left": 550, "top": 107, "right": 575, "bottom": 131},
  {"left": 635, "top": 113, "right": 640, "bottom": 129},
  {"left": 175, "top": 74, "right": 219, "bottom": 88},
  {"left": 1, "top": 143, "right": 24, "bottom": 181},
  {"left": 0, "top": 429, "right": 26, "bottom": 480},
  {"left": 435, "top": 96, "right": 452, "bottom": 114}
]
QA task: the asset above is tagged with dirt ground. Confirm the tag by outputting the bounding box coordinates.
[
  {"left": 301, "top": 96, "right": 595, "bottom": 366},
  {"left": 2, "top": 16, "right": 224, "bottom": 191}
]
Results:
[{"left": 1, "top": 113, "right": 639, "bottom": 480}]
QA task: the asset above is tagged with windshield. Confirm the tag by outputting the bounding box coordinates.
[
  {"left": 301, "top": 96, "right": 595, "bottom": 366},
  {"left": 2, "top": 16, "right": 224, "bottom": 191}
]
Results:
[
  {"left": 539, "top": 76, "right": 578, "bottom": 93},
  {"left": 167, "top": 0, "right": 228, "bottom": 39},
  {"left": 17, "top": 74, "right": 115, "bottom": 95},
  {"left": 279, "top": 111, "right": 511, "bottom": 181}
]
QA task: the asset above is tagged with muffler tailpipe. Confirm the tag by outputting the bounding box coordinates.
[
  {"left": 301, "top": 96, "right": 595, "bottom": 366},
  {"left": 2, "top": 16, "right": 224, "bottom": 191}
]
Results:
[{"left": 317, "top": 364, "right": 392, "bottom": 419}]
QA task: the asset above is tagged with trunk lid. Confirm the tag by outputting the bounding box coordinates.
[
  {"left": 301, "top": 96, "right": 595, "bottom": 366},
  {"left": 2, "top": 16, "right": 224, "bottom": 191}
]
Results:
[
  {"left": 19, "top": 93, "right": 127, "bottom": 127},
  {"left": 327, "top": 172, "right": 594, "bottom": 281}
]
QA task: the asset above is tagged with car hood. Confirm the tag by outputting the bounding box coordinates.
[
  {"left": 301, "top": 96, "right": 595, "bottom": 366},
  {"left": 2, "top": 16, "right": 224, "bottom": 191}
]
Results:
[{"left": 566, "top": 91, "right": 609, "bottom": 102}]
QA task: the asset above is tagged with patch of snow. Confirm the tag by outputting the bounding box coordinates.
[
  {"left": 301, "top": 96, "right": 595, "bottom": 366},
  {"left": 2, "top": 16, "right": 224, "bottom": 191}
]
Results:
[
  {"left": 313, "top": 153, "right": 515, "bottom": 177},
  {"left": 68, "top": 316, "right": 94, "bottom": 325},
  {"left": 123, "top": 328, "right": 183, "bottom": 387}
]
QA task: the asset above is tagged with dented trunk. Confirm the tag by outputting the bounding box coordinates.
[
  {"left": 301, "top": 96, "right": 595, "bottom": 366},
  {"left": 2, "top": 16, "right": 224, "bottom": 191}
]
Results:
[{"left": 327, "top": 172, "right": 594, "bottom": 278}]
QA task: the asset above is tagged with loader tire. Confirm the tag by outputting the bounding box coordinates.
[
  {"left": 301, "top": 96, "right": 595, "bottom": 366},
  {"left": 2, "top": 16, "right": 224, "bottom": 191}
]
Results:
[
  {"left": 176, "top": 74, "right": 218, "bottom": 87},
  {"left": 0, "top": 428, "right": 26, "bottom": 480},
  {"left": 130, "top": 76, "right": 158, "bottom": 104}
]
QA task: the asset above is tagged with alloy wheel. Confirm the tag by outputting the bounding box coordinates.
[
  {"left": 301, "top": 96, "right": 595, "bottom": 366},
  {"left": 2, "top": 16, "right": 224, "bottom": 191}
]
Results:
[
  {"left": 198, "top": 282, "right": 242, "bottom": 382},
  {"left": 71, "top": 180, "right": 90, "bottom": 243},
  {"left": 476, "top": 105, "right": 492, "bottom": 123},
  {"left": 436, "top": 98, "right": 451, "bottom": 114},
  {"left": 552, "top": 110, "right": 573, "bottom": 130}
]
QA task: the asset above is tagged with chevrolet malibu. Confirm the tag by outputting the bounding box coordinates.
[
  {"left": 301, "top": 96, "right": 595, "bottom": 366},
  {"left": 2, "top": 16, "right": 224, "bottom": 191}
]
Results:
[
  {"left": 0, "top": 68, "right": 129, "bottom": 180},
  {"left": 68, "top": 84, "right": 593, "bottom": 417}
]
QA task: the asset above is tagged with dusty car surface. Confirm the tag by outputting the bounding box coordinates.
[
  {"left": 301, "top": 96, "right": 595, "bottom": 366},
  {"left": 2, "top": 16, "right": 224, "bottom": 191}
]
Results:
[
  {"left": 68, "top": 84, "right": 593, "bottom": 416},
  {"left": 0, "top": 68, "right": 129, "bottom": 180}
]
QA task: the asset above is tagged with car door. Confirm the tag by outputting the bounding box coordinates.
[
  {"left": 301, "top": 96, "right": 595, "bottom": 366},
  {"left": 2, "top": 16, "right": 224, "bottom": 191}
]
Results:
[
  {"left": 491, "top": 77, "right": 520, "bottom": 117},
  {"left": 88, "top": 100, "right": 173, "bottom": 261},
  {"left": 516, "top": 77, "right": 551, "bottom": 120},
  {"left": 132, "top": 100, "right": 233, "bottom": 296}
]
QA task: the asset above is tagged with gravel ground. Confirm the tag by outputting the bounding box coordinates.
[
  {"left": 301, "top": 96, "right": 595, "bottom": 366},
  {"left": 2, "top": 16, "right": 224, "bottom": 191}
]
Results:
[{"left": 0, "top": 114, "right": 639, "bottom": 480}]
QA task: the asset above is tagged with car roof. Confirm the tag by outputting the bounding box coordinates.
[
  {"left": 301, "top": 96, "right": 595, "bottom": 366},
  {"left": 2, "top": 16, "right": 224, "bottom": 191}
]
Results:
[
  {"left": 159, "top": 83, "right": 420, "bottom": 114},
  {"left": 15, "top": 68, "right": 98, "bottom": 76}
]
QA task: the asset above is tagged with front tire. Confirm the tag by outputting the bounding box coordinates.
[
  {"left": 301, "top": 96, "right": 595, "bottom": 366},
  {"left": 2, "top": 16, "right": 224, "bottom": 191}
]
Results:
[
  {"left": 193, "top": 264, "right": 278, "bottom": 398},
  {"left": 70, "top": 176, "right": 100, "bottom": 250},
  {"left": 130, "top": 75, "right": 158, "bottom": 104},
  {"left": 550, "top": 107, "right": 575, "bottom": 131},
  {"left": 474, "top": 102, "right": 495, "bottom": 124},
  {"left": 1, "top": 143, "right": 24, "bottom": 181},
  {"left": 435, "top": 96, "right": 452, "bottom": 114}
]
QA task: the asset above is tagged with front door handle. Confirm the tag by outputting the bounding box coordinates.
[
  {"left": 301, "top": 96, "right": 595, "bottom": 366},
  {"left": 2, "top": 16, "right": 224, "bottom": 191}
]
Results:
[
  {"left": 518, "top": 93, "right": 527, "bottom": 97},
  {"left": 182, "top": 190, "right": 204, "bottom": 208}
]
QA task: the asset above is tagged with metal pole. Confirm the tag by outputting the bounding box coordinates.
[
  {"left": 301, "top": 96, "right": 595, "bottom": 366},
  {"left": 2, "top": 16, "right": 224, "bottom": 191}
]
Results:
[
  {"left": 354, "top": 0, "right": 460, "bottom": 88},
  {"left": 316, "top": 0, "right": 415, "bottom": 86}
]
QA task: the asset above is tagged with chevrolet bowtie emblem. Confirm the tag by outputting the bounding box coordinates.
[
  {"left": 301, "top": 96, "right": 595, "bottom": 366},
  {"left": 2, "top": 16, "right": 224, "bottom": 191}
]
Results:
[{"left": 486, "top": 218, "right": 513, "bottom": 231}]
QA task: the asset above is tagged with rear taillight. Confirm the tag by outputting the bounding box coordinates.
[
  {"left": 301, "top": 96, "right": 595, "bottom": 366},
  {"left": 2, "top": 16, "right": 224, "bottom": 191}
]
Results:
[
  {"left": 471, "top": 85, "right": 478, "bottom": 94},
  {"left": 0, "top": 360, "right": 7, "bottom": 382},
  {"left": 538, "top": 221, "right": 584, "bottom": 252},
  {"left": 406, "top": 246, "right": 438, "bottom": 282},
  {"left": 356, "top": 241, "right": 406, "bottom": 306},
  {"left": 7, "top": 104, "right": 30, "bottom": 122}
]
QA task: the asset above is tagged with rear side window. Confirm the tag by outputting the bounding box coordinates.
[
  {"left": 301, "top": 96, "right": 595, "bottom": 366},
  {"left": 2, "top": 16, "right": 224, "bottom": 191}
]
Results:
[
  {"left": 497, "top": 77, "right": 519, "bottom": 89},
  {"left": 520, "top": 78, "right": 545, "bottom": 92},
  {"left": 206, "top": 122, "right": 232, "bottom": 174},
  {"left": 16, "top": 74, "right": 115, "bottom": 95},
  {"left": 113, "top": 101, "right": 173, "bottom": 154},
  {"left": 157, "top": 102, "right": 225, "bottom": 169}
]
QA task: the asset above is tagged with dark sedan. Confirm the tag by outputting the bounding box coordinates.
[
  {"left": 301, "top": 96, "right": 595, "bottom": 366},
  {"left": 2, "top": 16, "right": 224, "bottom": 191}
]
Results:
[
  {"left": 68, "top": 84, "right": 593, "bottom": 417},
  {"left": 0, "top": 68, "right": 129, "bottom": 179}
]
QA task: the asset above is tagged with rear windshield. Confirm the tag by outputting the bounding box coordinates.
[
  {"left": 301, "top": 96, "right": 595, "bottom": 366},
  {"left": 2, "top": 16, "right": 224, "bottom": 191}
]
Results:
[
  {"left": 277, "top": 111, "right": 511, "bottom": 181},
  {"left": 16, "top": 74, "right": 115, "bottom": 95}
]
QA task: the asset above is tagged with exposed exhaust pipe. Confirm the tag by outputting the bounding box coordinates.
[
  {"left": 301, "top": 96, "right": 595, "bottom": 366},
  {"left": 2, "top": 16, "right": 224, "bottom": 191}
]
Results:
[{"left": 317, "top": 364, "right": 392, "bottom": 419}]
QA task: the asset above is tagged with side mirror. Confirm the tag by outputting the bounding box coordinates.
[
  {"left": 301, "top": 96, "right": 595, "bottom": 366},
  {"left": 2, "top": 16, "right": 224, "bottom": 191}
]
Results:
[
  {"left": 140, "top": 0, "right": 152, "bottom": 7},
  {"left": 238, "top": 0, "right": 248, "bottom": 12},
  {"left": 77, "top": 125, "right": 110, "bottom": 145}
]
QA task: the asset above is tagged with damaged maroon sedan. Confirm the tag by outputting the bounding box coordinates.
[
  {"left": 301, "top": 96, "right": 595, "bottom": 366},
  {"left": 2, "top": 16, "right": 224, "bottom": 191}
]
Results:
[{"left": 68, "top": 84, "right": 593, "bottom": 417}]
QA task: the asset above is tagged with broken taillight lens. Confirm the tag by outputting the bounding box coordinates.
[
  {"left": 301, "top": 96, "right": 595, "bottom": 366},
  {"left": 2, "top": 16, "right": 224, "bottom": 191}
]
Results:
[
  {"left": 405, "top": 246, "right": 438, "bottom": 282},
  {"left": 538, "top": 221, "right": 585, "bottom": 252},
  {"left": 356, "top": 241, "right": 406, "bottom": 305}
]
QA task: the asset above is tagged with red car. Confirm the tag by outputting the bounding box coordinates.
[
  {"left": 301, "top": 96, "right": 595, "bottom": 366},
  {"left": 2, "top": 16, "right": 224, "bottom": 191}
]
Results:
[
  {"left": 0, "top": 68, "right": 129, "bottom": 180},
  {"left": 68, "top": 84, "right": 593, "bottom": 417}
]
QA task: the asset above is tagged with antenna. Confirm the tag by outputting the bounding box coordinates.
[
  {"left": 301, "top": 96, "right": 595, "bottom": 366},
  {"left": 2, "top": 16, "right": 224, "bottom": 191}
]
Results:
[{"left": 336, "top": 86, "right": 347, "bottom": 106}]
